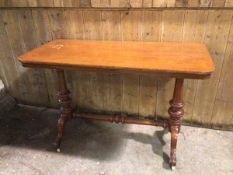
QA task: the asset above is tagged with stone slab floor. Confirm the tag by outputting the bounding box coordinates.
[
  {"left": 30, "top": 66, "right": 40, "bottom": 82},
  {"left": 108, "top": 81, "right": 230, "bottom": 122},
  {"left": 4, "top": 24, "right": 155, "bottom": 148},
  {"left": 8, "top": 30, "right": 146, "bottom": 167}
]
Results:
[{"left": 0, "top": 105, "right": 232, "bottom": 175}]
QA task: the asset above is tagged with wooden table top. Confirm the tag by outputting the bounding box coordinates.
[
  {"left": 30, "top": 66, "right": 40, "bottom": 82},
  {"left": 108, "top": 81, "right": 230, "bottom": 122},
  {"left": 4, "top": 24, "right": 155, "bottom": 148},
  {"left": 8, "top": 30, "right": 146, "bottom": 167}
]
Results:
[{"left": 19, "top": 40, "right": 215, "bottom": 79}]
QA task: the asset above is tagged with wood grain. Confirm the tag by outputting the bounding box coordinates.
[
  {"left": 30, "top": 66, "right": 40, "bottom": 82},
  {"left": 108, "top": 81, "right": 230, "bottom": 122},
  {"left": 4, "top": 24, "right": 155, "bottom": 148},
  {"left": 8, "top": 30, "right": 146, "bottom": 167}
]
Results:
[
  {"left": 0, "top": 0, "right": 233, "bottom": 7},
  {"left": 1, "top": 8, "right": 232, "bottom": 129},
  {"left": 156, "top": 10, "right": 185, "bottom": 119},
  {"left": 183, "top": 10, "right": 208, "bottom": 122},
  {"left": 192, "top": 10, "right": 232, "bottom": 125},
  {"left": 19, "top": 40, "right": 214, "bottom": 78}
]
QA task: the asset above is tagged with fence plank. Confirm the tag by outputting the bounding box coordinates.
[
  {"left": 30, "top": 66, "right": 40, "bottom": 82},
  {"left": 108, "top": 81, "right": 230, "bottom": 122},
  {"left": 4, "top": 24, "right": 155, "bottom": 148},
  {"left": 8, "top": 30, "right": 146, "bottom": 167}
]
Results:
[
  {"left": 182, "top": 10, "right": 208, "bottom": 122},
  {"left": 156, "top": 10, "right": 185, "bottom": 118},
  {"left": 211, "top": 13, "right": 233, "bottom": 126},
  {"left": 17, "top": 10, "right": 49, "bottom": 105},
  {"left": 101, "top": 11, "right": 122, "bottom": 113},
  {"left": 193, "top": 10, "right": 232, "bottom": 125},
  {"left": 0, "top": 11, "right": 19, "bottom": 97},
  {"left": 83, "top": 10, "right": 105, "bottom": 111},
  {"left": 121, "top": 11, "right": 142, "bottom": 115},
  {"left": 138, "top": 10, "right": 162, "bottom": 117}
]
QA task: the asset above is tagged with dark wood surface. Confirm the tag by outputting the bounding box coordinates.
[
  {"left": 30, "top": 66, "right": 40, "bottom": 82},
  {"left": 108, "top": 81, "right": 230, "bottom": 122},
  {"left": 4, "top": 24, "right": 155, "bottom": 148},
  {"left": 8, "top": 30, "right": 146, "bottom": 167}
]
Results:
[{"left": 19, "top": 40, "right": 215, "bottom": 79}]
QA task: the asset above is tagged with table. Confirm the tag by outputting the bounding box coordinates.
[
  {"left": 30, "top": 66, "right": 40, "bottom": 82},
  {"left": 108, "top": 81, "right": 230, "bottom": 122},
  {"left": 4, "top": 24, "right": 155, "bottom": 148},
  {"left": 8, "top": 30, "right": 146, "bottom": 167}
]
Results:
[{"left": 19, "top": 40, "right": 215, "bottom": 170}]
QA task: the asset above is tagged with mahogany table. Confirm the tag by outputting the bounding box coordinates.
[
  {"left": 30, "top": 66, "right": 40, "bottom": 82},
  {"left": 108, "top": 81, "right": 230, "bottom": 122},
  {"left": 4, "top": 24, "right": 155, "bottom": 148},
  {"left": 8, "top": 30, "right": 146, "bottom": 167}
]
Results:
[{"left": 19, "top": 40, "right": 214, "bottom": 170}]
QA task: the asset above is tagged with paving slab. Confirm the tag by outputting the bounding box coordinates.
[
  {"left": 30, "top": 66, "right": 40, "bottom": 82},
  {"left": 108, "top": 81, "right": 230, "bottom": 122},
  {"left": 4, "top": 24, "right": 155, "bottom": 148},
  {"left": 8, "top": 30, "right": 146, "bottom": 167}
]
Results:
[{"left": 0, "top": 105, "right": 232, "bottom": 175}]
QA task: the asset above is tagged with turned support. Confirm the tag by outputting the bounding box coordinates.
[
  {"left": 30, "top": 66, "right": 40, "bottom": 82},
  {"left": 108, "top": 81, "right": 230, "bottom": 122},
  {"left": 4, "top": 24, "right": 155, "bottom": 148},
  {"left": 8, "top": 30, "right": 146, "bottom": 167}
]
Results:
[
  {"left": 168, "top": 78, "right": 184, "bottom": 170},
  {"left": 55, "top": 69, "right": 72, "bottom": 152}
]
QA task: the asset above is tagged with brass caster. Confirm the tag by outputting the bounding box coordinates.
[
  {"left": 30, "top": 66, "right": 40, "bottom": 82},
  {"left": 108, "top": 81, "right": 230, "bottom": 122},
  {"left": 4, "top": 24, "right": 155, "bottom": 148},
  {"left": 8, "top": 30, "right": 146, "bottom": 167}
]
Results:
[{"left": 171, "top": 166, "right": 176, "bottom": 171}]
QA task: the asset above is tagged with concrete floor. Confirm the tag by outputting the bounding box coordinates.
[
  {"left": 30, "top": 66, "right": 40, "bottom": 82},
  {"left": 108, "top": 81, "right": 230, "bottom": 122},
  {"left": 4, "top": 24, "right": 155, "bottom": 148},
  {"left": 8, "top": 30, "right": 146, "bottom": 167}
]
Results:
[{"left": 0, "top": 105, "right": 232, "bottom": 175}]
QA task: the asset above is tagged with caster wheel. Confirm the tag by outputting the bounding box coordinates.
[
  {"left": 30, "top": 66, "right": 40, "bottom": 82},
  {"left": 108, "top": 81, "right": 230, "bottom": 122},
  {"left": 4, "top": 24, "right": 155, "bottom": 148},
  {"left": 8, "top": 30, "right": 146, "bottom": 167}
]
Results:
[
  {"left": 57, "top": 148, "right": 61, "bottom": 153},
  {"left": 171, "top": 166, "right": 176, "bottom": 171}
]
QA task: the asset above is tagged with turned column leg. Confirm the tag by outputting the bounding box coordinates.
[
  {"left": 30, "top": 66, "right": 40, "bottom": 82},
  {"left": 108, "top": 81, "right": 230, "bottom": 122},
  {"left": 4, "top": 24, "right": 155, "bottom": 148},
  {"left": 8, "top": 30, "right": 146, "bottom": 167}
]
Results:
[
  {"left": 168, "top": 78, "right": 184, "bottom": 170},
  {"left": 55, "top": 69, "right": 72, "bottom": 152}
]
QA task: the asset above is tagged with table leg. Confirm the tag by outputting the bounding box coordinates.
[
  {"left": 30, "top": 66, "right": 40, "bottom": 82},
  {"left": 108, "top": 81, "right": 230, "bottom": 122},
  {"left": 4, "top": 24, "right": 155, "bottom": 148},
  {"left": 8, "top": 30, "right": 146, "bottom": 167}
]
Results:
[
  {"left": 168, "top": 78, "right": 184, "bottom": 170},
  {"left": 55, "top": 69, "right": 72, "bottom": 152}
]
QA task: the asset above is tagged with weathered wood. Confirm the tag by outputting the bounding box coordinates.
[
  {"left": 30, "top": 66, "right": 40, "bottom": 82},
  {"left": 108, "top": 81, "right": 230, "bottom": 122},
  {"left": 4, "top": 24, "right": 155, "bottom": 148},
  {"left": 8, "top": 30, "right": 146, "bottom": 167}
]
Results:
[
  {"left": 211, "top": 14, "right": 233, "bottom": 126},
  {"left": 83, "top": 10, "right": 104, "bottom": 111},
  {"left": 2, "top": 10, "right": 31, "bottom": 102},
  {"left": 182, "top": 10, "right": 208, "bottom": 122},
  {"left": 101, "top": 11, "right": 122, "bottom": 112},
  {"left": 0, "top": 11, "right": 19, "bottom": 97},
  {"left": 143, "top": 0, "right": 153, "bottom": 7},
  {"left": 111, "top": 0, "right": 130, "bottom": 7},
  {"left": 32, "top": 9, "right": 58, "bottom": 107},
  {"left": 1, "top": 0, "right": 233, "bottom": 7},
  {"left": 1, "top": 8, "right": 233, "bottom": 129},
  {"left": 156, "top": 10, "right": 185, "bottom": 119},
  {"left": 225, "top": 0, "right": 233, "bottom": 6},
  {"left": 139, "top": 10, "right": 161, "bottom": 117},
  {"left": 121, "top": 11, "right": 141, "bottom": 115},
  {"left": 17, "top": 10, "right": 49, "bottom": 105},
  {"left": 91, "top": 0, "right": 110, "bottom": 7},
  {"left": 192, "top": 10, "right": 232, "bottom": 125}
]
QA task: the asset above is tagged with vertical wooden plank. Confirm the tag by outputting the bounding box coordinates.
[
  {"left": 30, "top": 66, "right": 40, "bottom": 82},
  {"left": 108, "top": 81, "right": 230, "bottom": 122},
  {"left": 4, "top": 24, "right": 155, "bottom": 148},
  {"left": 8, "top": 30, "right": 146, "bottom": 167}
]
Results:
[
  {"left": 153, "top": 0, "right": 176, "bottom": 7},
  {"left": 17, "top": 10, "right": 49, "bottom": 105},
  {"left": 121, "top": 11, "right": 142, "bottom": 41},
  {"left": 212, "top": 0, "right": 225, "bottom": 6},
  {"left": 7, "top": 0, "right": 28, "bottom": 7},
  {"left": 211, "top": 12, "right": 233, "bottom": 125},
  {"left": 187, "top": 0, "right": 200, "bottom": 7},
  {"left": 91, "top": 0, "right": 110, "bottom": 7},
  {"left": 130, "top": 0, "right": 142, "bottom": 7},
  {"left": 37, "top": 0, "right": 54, "bottom": 7},
  {"left": 27, "top": 0, "right": 38, "bottom": 6},
  {"left": 3, "top": 10, "right": 32, "bottom": 103},
  {"left": 102, "top": 11, "right": 121, "bottom": 41},
  {"left": 62, "top": 0, "right": 79, "bottom": 7},
  {"left": 58, "top": 9, "right": 84, "bottom": 108},
  {"left": 70, "top": 0, "right": 80, "bottom": 6},
  {"left": 47, "top": 9, "right": 63, "bottom": 39},
  {"left": 82, "top": 10, "right": 105, "bottom": 112},
  {"left": 0, "top": 10, "right": 19, "bottom": 97},
  {"left": 153, "top": 0, "right": 165, "bottom": 7},
  {"left": 64, "top": 10, "right": 85, "bottom": 109},
  {"left": 111, "top": 0, "right": 130, "bottom": 7},
  {"left": 80, "top": 0, "right": 91, "bottom": 7},
  {"left": 62, "top": 0, "right": 72, "bottom": 7},
  {"left": 166, "top": 0, "right": 176, "bottom": 7},
  {"left": 161, "top": 10, "right": 185, "bottom": 41},
  {"left": 193, "top": 10, "right": 232, "bottom": 125},
  {"left": 142, "top": 10, "right": 162, "bottom": 41},
  {"left": 53, "top": 0, "right": 63, "bottom": 7},
  {"left": 182, "top": 10, "right": 208, "bottom": 122},
  {"left": 143, "top": 0, "right": 152, "bottom": 7},
  {"left": 32, "top": 9, "right": 59, "bottom": 107},
  {"left": 101, "top": 11, "right": 122, "bottom": 113},
  {"left": 156, "top": 10, "right": 185, "bottom": 118},
  {"left": 176, "top": 0, "right": 187, "bottom": 7},
  {"left": 200, "top": 0, "right": 212, "bottom": 7},
  {"left": 225, "top": 0, "right": 233, "bottom": 6},
  {"left": 0, "top": 0, "right": 6, "bottom": 7},
  {"left": 121, "top": 11, "right": 142, "bottom": 115},
  {"left": 138, "top": 10, "right": 162, "bottom": 117},
  {"left": 83, "top": 10, "right": 103, "bottom": 40},
  {"left": 138, "top": 75, "right": 157, "bottom": 117}
]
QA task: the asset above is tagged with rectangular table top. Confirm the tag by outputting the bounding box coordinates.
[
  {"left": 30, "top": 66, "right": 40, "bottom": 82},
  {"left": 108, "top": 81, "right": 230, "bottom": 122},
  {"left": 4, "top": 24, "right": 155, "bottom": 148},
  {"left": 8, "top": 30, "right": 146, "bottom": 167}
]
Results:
[{"left": 19, "top": 40, "right": 215, "bottom": 79}]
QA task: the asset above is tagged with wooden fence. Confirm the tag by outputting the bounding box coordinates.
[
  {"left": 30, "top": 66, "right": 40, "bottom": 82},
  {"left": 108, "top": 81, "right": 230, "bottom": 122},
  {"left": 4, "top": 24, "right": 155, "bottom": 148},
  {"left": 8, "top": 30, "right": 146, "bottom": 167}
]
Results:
[{"left": 0, "top": 0, "right": 233, "bottom": 130}]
